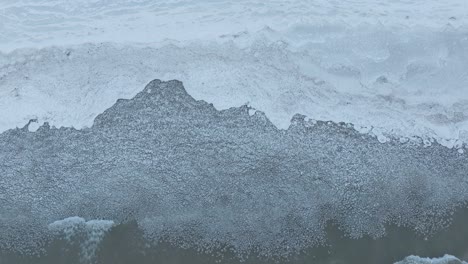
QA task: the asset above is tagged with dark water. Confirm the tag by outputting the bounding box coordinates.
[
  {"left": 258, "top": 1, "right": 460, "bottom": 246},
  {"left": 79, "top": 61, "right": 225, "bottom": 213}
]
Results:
[{"left": 2, "top": 207, "right": 468, "bottom": 264}]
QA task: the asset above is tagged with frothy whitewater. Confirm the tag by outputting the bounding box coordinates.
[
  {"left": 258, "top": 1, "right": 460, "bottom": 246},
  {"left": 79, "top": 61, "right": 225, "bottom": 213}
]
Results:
[
  {"left": 0, "top": 80, "right": 467, "bottom": 263},
  {"left": 1, "top": 0, "right": 468, "bottom": 149},
  {"left": 1, "top": 1, "right": 468, "bottom": 263}
]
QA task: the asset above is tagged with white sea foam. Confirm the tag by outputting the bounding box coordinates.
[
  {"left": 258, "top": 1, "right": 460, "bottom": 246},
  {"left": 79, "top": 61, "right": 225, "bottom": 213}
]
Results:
[
  {"left": 395, "top": 254, "right": 468, "bottom": 264},
  {"left": 1, "top": 24, "right": 468, "bottom": 148},
  {"left": 1, "top": 0, "right": 467, "bottom": 52},
  {"left": 1, "top": 1, "right": 468, "bottom": 261},
  {"left": 1, "top": 1, "right": 468, "bottom": 148},
  {"left": 0, "top": 80, "right": 467, "bottom": 260},
  {"left": 49, "top": 217, "right": 114, "bottom": 262}
]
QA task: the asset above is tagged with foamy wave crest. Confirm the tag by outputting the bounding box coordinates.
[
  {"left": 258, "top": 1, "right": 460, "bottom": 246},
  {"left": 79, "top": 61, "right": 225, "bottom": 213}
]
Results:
[
  {"left": 1, "top": 80, "right": 467, "bottom": 258},
  {"left": 395, "top": 254, "right": 468, "bottom": 264},
  {"left": 1, "top": 23, "right": 468, "bottom": 149},
  {"left": 49, "top": 217, "right": 114, "bottom": 262}
]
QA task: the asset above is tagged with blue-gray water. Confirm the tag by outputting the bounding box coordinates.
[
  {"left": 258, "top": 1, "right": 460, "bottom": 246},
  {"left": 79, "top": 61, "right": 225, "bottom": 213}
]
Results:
[
  {"left": 1, "top": 80, "right": 467, "bottom": 263},
  {"left": 1, "top": 207, "right": 468, "bottom": 264}
]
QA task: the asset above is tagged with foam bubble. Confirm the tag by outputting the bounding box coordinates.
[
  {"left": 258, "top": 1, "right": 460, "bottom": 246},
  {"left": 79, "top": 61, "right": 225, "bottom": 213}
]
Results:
[
  {"left": 49, "top": 217, "right": 114, "bottom": 262},
  {"left": 395, "top": 254, "right": 467, "bottom": 264}
]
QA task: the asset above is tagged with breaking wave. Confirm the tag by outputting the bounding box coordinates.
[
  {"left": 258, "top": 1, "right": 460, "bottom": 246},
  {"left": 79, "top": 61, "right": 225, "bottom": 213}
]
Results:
[
  {"left": 1, "top": 23, "right": 468, "bottom": 150},
  {"left": 1, "top": 80, "right": 467, "bottom": 263}
]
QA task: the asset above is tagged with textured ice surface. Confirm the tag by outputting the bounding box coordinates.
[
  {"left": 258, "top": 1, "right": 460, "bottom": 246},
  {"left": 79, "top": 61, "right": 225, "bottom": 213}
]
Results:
[
  {"left": 395, "top": 255, "right": 468, "bottom": 264},
  {"left": 1, "top": 80, "right": 467, "bottom": 257},
  {"left": 1, "top": 0, "right": 468, "bottom": 148}
]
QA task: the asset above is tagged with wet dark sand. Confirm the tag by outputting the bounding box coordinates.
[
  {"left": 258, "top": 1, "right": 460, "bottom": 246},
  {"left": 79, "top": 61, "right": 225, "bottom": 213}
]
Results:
[{"left": 2, "top": 206, "right": 468, "bottom": 264}]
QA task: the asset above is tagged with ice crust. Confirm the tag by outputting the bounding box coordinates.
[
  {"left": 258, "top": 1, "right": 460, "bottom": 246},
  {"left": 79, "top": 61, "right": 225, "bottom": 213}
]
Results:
[{"left": 1, "top": 80, "right": 467, "bottom": 257}]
